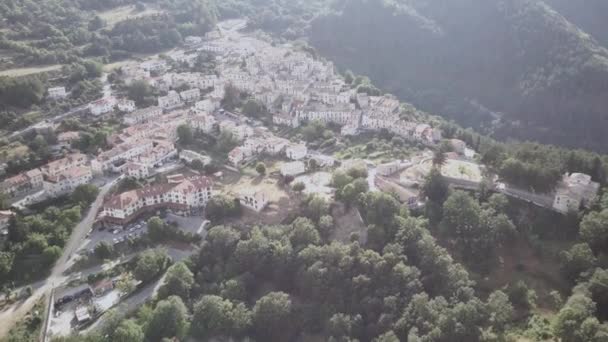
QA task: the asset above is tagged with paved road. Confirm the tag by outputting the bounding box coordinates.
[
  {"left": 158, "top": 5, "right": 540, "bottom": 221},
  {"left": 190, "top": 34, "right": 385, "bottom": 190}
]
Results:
[
  {"left": 83, "top": 247, "right": 195, "bottom": 333},
  {"left": 0, "top": 176, "right": 119, "bottom": 339}
]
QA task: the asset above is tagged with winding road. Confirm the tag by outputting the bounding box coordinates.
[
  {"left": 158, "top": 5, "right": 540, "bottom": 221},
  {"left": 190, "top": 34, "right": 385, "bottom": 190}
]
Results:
[{"left": 0, "top": 176, "right": 119, "bottom": 338}]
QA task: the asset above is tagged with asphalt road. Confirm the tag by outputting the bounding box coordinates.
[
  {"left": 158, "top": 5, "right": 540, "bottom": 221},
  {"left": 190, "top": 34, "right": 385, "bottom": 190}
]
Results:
[{"left": 0, "top": 176, "right": 119, "bottom": 339}]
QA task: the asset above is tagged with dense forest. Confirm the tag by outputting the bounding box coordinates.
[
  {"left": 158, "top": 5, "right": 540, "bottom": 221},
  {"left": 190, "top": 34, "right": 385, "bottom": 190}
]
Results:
[{"left": 309, "top": 0, "right": 608, "bottom": 153}]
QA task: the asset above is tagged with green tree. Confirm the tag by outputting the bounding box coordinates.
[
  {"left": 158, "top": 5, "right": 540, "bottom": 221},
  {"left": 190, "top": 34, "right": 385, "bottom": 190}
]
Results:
[
  {"left": 580, "top": 209, "right": 608, "bottom": 252},
  {"left": 133, "top": 249, "right": 170, "bottom": 283},
  {"left": 191, "top": 295, "right": 252, "bottom": 338},
  {"left": 561, "top": 243, "right": 597, "bottom": 283},
  {"left": 292, "top": 181, "right": 305, "bottom": 193},
  {"left": 486, "top": 290, "right": 514, "bottom": 334},
  {"left": 113, "top": 319, "right": 144, "bottom": 342},
  {"left": 177, "top": 124, "right": 194, "bottom": 145},
  {"left": 432, "top": 150, "right": 447, "bottom": 167},
  {"left": 147, "top": 216, "right": 167, "bottom": 242},
  {"left": 421, "top": 168, "right": 449, "bottom": 204},
  {"left": 159, "top": 262, "right": 194, "bottom": 300},
  {"left": 71, "top": 184, "right": 99, "bottom": 205},
  {"left": 146, "top": 296, "right": 189, "bottom": 341},
  {"left": 255, "top": 162, "right": 266, "bottom": 175},
  {"left": 127, "top": 80, "right": 154, "bottom": 106},
  {"left": 94, "top": 241, "right": 114, "bottom": 260},
  {"left": 252, "top": 292, "right": 294, "bottom": 341},
  {"left": 206, "top": 195, "right": 242, "bottom": 222}
]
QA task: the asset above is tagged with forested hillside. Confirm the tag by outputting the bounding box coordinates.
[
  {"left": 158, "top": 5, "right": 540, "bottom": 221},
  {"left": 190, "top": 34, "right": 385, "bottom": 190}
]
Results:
[
  {"left": 310, "top": 0, "right": 608, "bottom": 152},
  {"left": 0, "top": 0, "right": 217, "bottom": 68}
]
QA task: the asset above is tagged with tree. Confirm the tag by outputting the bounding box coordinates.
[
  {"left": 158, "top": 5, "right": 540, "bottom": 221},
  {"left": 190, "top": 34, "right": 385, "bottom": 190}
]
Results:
[
  {"left": 177, "top": 124, "right": 194, "bottom": 145},
  {"left": 159, "top": 262, "right": 194, "bottom": 300},
  {"left": 113, "top": 319, "right": 144, "bottom": 342},
  {"left": 255, "top": 162, "right": 266, "bottom": 176},
  {"left": 147, "top": 216, "right": 168, "bottom": 242},
  {"left": 127, "top": 80, "right": 154, "bottom": 106},
  {"left": 252, "top": 292, "right": 294, "bottom": 341},
  {"left": 243, "top": 99, "right": 267, "bottom": 118},
  {"left": 580, "top": 209, "right": 608, "bottom": 252},
  {"left": 561, "top": 243, "right": 597, "bottom": 283},
  {"left": 42, "top": 245, "right": 62, "bottom": 266},
  {"left": 486, "top": 290, "right": 514, "bottom": 334},
  {"left": 133, "top": 249, "right": 171, "bottom": 283},
  {"left": 146, "top": 296, "right": 189, "bottom": 341},
  {"left": 0, "top": 252, "right": 14, "bottom": 281},
  {"left": 554, "top": 292, "right": 608, "bottom": 342},
  {"left": 289, "top": 217, "right": 320, "bottom": 250},
  {"left": 432, "top": 150, "right": 447, "bottom": 167},
  {"left": 116, "top": 273, "right": 136, "bottom": 295},
  {"left": 191, "top": 295, "right": 252, "bottom": 338},
  {"left": 421, "top": 168, "right": 449, "bottom": 204},
  {"left": 72, "top": 184, "right": 99, "bottom": 205},
  {"left": 292, "top": 182, "right": 305, "bottom": 193},
  {"left": 94, "top": 241, "right": 114, "bottom": 260},
  {"left": 206, "top": 195, "right": 242, "bottom": 222}
]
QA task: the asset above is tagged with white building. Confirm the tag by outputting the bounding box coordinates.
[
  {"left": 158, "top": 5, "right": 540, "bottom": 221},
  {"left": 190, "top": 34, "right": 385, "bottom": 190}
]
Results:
[
  {"left": 377, "top": 161, "right": 410, "bottom": 176},
  {"left": 228, "top": 147, "right": 252, "bottom": 166},
  {"left": 43, "top": 166, "right": 93, "bottom": 197},
  {"left": 280, "top": 161, "right": 306, "bottom": 177},
  {"left": 124, "top": 106, "right": 163, "bottom": 125},
  {"left": 180, "top": 150, "right": 211, "bottom": 165},
  {"left": 180, "top": 88, "right": 201, "bottom": 103},
  {"left": 48, "top": 86, "right": 67, "bottom": 100},
  {"left": 553, "top": 173, "right": 600, "bottom": 214},
  {"left": 41, "top": 153, "right": 88, "bottom": 178},
  {"left": 239, "top": 189, "right": 268, "bottom": 212},
  {"left": 100, "top": 175, "right": 214, "bottom": 224},
  {"left": 158, "top": 91, "right": 182, "bottom": 109},
  {"left": 89, "top": 98, "right": 116, "bottom": 116},
  {"left": 117, "top": 99, "right": 136, "bottom": 113},
  {"left": 286, "top": 144, "right": 308, "bottom": 160},
  {"left": 191, "top": 112, "right": 217, "bottom": 133},
  {"left": 122, "top": 162, "right": 149, "bottom": 179},
  {"left": 195, "top": 99, "right": 218, "bottom": 113},
  {"left": 57, "top": 131, "right": 80, "bottom": 149}
]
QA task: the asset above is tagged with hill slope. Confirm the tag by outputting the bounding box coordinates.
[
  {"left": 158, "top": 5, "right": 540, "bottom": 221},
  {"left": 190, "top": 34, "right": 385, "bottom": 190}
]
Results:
[{"left": 310, "top": 0, "right": 608, "bottom": 152}]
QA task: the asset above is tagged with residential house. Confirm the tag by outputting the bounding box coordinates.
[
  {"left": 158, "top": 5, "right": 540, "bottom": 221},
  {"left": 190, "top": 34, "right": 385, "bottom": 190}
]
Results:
[
  {"left": 377, "top": 161, "right": 411, "bottom": 176},
  {"left": 44, "top": 166, "right": 93, "bottom": 197},
  {"left": 57, "top": 131, "right": 80, "bottom": 149},
  {"left": 122, "top": 162, "right": 149, "bottom": 179},
  {"left": 285, "top": 144, "right": 307, "bottom": 160},
  {"left": 239, "top": 189, "right": 269, "bottom": 212},
  {"left": 190, "top": 112, "right": 217, "bottom": 133},
  {"left": 553, "top": 173, "right": 600, "bottom": 214},
  {"left": 180, "top": 88, "right": 201, "bottom": 103},
  {"left": 158, "top": 91, "right": 182, "bottom": 109},
  {"left": 228, "top": 147, "right": 252, "bottom": 166},
  {"left": 124, "top": 106, "right": 162, "bottom": 125},
  {"left": 89, "top": 98, "right": 116, "bottom": 116},
  {"left": 180, "top": 150, "right": 211, "bottom": 165},
  {"left": 48, "top": 86, "right": 67, "bottom": 100},
  {"left": 41, "top": 153, "right": 88, "bottom": 178},
  {"left": 99, "top": 175, "right": 214, "bottom": 224},
  {"left": 117, "top": 99, "right": 136, "bottom": 113}
]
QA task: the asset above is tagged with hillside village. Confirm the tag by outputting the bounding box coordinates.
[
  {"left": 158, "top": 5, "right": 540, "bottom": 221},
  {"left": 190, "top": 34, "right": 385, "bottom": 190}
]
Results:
[
  {"left": 0, "top": 19, "right": 602, "bottom": 338},
  {"left": 1, "top": 20, "right": 597, "bottom": 224}
]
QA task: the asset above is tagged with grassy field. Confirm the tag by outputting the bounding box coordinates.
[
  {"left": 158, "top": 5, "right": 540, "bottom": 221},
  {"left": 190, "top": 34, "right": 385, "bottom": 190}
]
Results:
[{"left": 0, "top": 64, "right": 62, "bottom": 77}]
